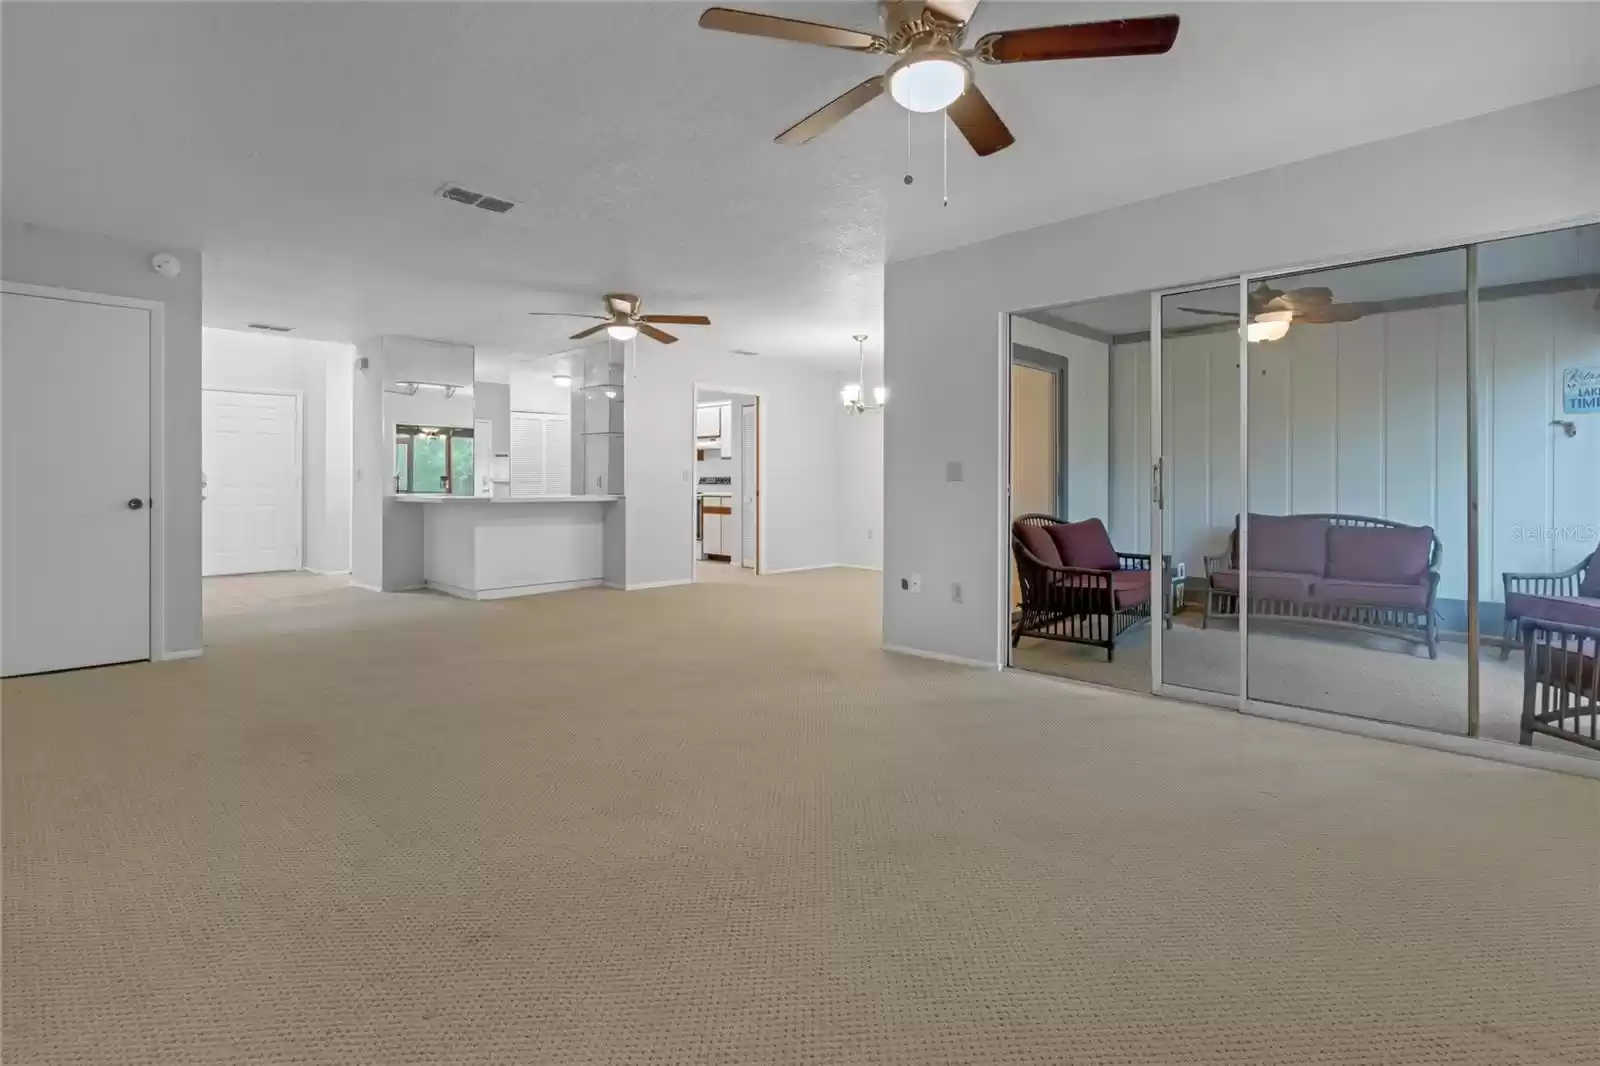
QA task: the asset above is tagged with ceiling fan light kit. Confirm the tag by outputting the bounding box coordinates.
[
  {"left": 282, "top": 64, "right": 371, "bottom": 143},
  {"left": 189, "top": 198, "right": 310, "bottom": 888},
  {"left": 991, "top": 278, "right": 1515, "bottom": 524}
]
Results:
[
  {"left": 888, "top": 52, "right": 970, "bottom": 113},
  {"left": 698, "top": 3, "right": 1179, "bottom": 158},
  {"left": 527, "top": 293, "right": 711, "bottom": 346}
]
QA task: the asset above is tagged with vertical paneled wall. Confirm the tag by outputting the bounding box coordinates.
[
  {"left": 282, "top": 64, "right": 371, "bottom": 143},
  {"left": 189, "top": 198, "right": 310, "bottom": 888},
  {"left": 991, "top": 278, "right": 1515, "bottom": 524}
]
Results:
[{"left": 1108, "top": 290, "right": 1599, "bottom": 607}]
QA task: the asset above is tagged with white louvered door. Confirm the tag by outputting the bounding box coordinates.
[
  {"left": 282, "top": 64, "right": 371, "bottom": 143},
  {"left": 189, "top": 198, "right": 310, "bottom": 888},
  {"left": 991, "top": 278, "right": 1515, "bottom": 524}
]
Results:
[{"left": 510, "top": 412, "right": 571, "bottom": 496}]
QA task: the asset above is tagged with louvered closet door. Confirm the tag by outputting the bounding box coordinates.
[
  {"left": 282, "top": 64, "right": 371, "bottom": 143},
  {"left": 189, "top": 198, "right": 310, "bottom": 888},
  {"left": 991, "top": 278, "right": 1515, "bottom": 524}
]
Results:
[
  {"left": 741, "top": 403, "right": 757, "bottom": 568},
  {"left": 510, "top": 412, "right": 547, "bottom": 495},
  {"left": 510, "top": 412, "right": 572, "bottom": 496}
]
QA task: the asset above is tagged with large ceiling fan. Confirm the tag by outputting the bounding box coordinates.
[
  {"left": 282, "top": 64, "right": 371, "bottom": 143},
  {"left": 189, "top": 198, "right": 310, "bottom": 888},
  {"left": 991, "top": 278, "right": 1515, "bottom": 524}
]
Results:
[
  {"left": 1180, "top": 284, "right": 1371, "bottom": 342},
  {"left": 528, "top": 293, "right": 711, "bottom": 344},
  {"left": 698, "top": 2, "right": 1180, "bottom": 157}
]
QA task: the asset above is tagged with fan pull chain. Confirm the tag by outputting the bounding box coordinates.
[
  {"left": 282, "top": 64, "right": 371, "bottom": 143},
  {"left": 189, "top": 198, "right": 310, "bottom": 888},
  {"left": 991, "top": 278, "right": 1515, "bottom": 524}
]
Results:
[
  {"left": 903, "top": 109, "right": 913, "bottom": 187},
  {"left": 941, "top": 115, "right": 949, "bottom": 208}
]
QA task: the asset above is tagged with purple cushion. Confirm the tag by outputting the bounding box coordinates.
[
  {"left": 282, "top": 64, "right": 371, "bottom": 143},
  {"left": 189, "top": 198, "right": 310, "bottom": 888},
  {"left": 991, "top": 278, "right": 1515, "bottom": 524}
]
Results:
[
  {"left": 1326, "top": 525, "right": 1433, "bottom": 584},
  {"left": 1047, "top": 518, "right": 1118, "bottom": 571},
  {"left": 1064, "top": 569, "right": 1150, "bottom": 608},
  {"left": 1513, "top": 595, "right": 1600, "bottom": 630},
  {"left": 1312, "top": 578, "right": 1429, "bottom": 610},
  {"left": 1208, "top": 569, "right": 1314, "bottom": 602},
  {"left": 1014, "top": 523, "right": 1061, "bottom": 567},
  {"left": 1242, "top": 514, "right": 1329, "bottom": 575}
]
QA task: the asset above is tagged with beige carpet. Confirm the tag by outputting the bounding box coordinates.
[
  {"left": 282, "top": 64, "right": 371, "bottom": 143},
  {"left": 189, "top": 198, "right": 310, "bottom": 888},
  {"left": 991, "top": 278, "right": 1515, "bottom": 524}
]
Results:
[
  {"left": 1013, "top": 611, "right": 1597, "bottom": 757},
  {"left": 5, "top": 570, "right": 1599, "bottom": 1065}
]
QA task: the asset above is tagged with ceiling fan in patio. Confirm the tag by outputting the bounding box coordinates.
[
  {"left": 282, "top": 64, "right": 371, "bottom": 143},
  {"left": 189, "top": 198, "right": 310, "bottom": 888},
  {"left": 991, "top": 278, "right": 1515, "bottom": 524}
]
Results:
[
  {"left": 697, "top": 2, "right": 1180, "bottom": 157},
  {"left": 1180, "top": 283, "right": 1371, "bottom": 342},
  {"left": 528, "top": 293, "right": 711, "bottom": 345}
]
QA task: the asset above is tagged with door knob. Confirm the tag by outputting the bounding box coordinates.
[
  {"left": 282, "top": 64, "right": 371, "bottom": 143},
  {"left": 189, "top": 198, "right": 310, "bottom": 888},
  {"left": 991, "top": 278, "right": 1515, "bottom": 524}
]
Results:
[{"left": 127, "top": 498, "right": 144, "bottom": 510}]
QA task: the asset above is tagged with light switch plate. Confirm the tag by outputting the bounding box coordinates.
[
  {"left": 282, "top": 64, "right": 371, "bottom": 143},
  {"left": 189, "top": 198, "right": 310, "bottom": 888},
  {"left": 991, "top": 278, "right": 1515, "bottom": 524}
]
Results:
[{"left": 945, "top": 461, "right": 963, "bottom": 483}]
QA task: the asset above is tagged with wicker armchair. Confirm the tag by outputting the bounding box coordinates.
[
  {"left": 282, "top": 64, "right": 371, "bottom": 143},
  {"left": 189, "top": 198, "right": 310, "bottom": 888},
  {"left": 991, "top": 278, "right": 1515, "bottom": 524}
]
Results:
[
  {"left": 1501, "top": 548, "right": 1598, "bottom": 660},
  {"left": 1519, "top": 616, "right": 1600, "bottom": 751},
  {"left": 1011, "top": 514, "right": 1169, "bottom": 663}
]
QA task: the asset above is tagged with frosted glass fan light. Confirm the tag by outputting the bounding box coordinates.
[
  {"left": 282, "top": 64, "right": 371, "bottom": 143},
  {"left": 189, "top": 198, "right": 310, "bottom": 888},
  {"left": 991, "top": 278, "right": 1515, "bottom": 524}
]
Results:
[
  {"left": 606, "top": 323, "right": 639, "bottom": 342},
  {"left": 1244, "top": 310, "right": 1292, "bottom": 343},
  {"left": 888, "top": 54, "right": 970, "bottom": 113}
]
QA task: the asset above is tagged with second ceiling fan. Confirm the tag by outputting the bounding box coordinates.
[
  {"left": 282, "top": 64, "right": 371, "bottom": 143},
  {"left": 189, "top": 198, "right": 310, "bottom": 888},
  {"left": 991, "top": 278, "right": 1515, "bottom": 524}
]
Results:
[{"left": 699, "top": 1, "right": 1180, "bottom": 157}]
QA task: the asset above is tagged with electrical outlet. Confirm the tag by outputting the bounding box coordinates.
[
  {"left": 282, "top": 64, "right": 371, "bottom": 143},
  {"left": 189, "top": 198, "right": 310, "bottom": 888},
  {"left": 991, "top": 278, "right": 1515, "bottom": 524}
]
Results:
[
  {"left": 909, "top": 573, "right": 922, "bottom": 593},
  {"left": 867, "top": 528, "right": 873, "bottom": 540},
  {"left": 950, "top": 582, "right": 962, "bottom": 603}
]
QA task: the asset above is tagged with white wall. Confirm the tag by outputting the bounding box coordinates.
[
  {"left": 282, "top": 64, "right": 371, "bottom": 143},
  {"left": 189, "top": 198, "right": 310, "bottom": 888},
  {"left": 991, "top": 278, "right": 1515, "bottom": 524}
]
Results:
[
  {"left": 1110, "top": 288, "right": 1600, "bottom": 609},
  {"left": 201, "top": 327, "right": 354, "bottom": 573},
  {"left": 836, "top": 405, "right": 883, "bottom": 570},
  {"left": 1, "top": 219, "right": 203, "bottom": 655},
  {"left": 884, "top": 87, "right": 1600, "bottom": 666},
  {"left": 625, "top": 344, "right": 848, "bottom": 587}
]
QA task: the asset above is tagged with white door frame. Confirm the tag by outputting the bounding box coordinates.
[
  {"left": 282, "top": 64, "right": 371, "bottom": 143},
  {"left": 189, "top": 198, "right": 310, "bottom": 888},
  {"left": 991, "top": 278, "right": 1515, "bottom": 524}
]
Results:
[
  {"left": 201, "top": 386, "right": 304, "bottom": 575},
  {"left": 1, "top": 280, "right": 168, "bottom": 661},
  {"left": 689, "top": 382, "right": 767, "bottom": 578}
]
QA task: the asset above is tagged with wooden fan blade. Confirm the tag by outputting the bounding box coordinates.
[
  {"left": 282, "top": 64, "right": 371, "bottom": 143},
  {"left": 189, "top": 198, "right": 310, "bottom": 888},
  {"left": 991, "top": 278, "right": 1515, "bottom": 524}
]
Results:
[
  {"left": 569, "top": 323, "right": 609, "bottom": 340},
  {"left": 776, "top": 76, "right": 884, "bottom": 145},
  {"left": 528, "top": 312, "right": 606, "bottom": 319},
  {"left": 637, "top": 323, "right": 679, "bottom": 344},
  {"left": 1177, "top": 307, "right": 1238, "bottom": 319},
  {"left": 925, "top": 0, "right": 981, "bottom": 25},
  {"left": 1297, "top": 303, "right": 1368, "bottom": 324},
  {"left": 976, "top": 15, "right": 1179, "bottom": 64},
  {"left": 1286, "top": 286, "right": 1333, "bottom": 304},
  {"left": 639, "top": 314, "right": 712, "bottom": 326},
  {"left": 698, "top": 7, "right": 886, "bottom": 52},
  {"left": 946, "top": 82, "right": 1013, "bottom": 157}
]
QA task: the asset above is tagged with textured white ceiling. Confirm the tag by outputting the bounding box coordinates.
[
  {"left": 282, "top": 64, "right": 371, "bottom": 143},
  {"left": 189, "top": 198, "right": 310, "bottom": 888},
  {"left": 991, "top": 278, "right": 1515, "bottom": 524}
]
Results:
[{"left": 3, "top": 2, "right": 1596, "bottom": 364}]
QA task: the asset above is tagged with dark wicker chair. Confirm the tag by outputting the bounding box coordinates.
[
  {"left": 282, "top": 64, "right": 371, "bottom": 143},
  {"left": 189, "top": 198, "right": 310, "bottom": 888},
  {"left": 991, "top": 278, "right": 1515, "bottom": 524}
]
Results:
[
  {"left": 1501, "top": 548, "right": 1598, "bottom": 660},
  {"left": 1012, "top": 514, "right": 1169, "bottom": 663},
  {"left": 1519, "top": 616, "right": 1600, "bottom": 752}
]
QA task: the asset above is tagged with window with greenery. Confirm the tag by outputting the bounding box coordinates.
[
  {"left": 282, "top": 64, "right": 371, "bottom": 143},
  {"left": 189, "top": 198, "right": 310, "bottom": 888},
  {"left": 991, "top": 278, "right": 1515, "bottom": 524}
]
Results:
[{"left": 395, "top": 425, "right": 475, "bottom": 495}]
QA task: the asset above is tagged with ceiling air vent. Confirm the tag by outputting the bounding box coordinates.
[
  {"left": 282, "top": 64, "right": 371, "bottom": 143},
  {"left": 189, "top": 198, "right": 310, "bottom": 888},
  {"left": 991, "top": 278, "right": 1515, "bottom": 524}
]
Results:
[
  {"left": 247, "top": 322, "right": 293, "bottom": 333},
  {"left": 437, "top": 183, "right": 516, "bottom": 214},
  {"left": 730, "top": 349, "right": 760, "bottom": 357}
]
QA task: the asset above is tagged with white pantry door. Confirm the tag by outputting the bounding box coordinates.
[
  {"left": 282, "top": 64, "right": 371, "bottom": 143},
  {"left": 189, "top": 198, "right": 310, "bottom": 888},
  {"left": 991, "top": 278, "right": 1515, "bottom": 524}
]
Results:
[
  {"left": 2, "top": 292, "right": 151, "bottom": 676},
  {"left": 202, "top": 389, "right": 301, "bottom": 575}
]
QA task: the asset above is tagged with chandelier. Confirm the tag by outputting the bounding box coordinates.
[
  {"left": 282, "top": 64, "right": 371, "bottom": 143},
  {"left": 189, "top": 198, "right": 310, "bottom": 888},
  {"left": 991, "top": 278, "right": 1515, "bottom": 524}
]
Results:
[{"left": 840, "top": 334, "right": 887, "bottom": 414}]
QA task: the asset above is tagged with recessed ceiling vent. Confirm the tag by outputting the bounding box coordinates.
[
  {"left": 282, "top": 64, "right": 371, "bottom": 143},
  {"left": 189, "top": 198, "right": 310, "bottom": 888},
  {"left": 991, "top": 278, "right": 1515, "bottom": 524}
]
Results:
[
  {"left": 730, "top": 349, "right": 760, "bottom": 357},
  {"left": 437, "top": 183, "right": 516, "bottom": 214},
  {"left": 247, "top": 322, "right": 293, "bottom": 333}
]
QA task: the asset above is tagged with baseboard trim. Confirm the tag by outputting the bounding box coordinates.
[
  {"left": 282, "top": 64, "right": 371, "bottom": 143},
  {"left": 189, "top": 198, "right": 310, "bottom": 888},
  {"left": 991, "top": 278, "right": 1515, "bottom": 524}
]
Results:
[
  {"left": 625, "top": 579, "right": 692, "bottom": 591},
  {"left": 427, "top": 578, "right": 601, "bottom": 601},
  {"left": 836, "top": 564, "right": 883, "bottom": 572},
  {"left": 306, "top": 568, "right": 351, "bottom": 576},
  {"left": 883, "top": 644, "right": 1001, "bottom": 670},
  {"left": 350, "top": 581, "right": 384, "bottom": 593},
  {"left": 156, "top": 648, "right": 203, "bottom": 662},
  {"left": 762, "top": 564, "right": 839, "bottom": 575}
]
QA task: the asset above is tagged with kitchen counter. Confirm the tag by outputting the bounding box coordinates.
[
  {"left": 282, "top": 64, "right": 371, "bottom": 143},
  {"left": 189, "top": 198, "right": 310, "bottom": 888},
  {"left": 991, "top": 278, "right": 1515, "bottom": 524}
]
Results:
[{"left": 407, "top": 494, "right": 622, "bottom": 599}]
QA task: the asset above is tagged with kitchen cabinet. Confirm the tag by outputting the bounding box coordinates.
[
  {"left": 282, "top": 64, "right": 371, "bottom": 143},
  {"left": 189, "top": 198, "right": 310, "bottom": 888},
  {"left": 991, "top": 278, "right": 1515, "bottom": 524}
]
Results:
[
  {"left": 700, "top": 494, "right": 733, "bottom": 559},
  {"left": 695, "top": 404, "right": 723, "bottom": 439}
]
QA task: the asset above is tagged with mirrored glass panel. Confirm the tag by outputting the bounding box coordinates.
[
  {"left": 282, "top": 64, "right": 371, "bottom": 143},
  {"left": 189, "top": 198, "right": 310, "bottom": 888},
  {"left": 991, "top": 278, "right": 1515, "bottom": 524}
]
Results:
[
  {"left": 1243, "top": 247, "right": 1468, "bottom": 733},
  {"left": 1475, "top": 222, "right": 1599, "bottom": 759}
]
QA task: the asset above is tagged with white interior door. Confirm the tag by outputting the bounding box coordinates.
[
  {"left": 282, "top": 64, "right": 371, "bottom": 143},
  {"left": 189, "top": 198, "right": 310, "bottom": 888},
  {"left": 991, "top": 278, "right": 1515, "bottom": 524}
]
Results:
[
  {"left": 740, "top": 402, "right": 757, "bottom": 569},
  {"left": 2, "top": 292, "right": 151, "bottom": 676},
  {"left": 202, "top": 389, "right": 301, "bottom": 576}
]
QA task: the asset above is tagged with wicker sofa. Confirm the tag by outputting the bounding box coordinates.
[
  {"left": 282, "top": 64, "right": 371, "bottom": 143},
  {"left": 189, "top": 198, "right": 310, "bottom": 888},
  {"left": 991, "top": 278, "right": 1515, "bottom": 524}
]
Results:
[
  {"left": 1500, "top": 547, "right": 1599, "bottom": 660},
  {"left": 1202, "top": 513, "right": 1441, "bottom": 658},
  {"left": 1012, "top": 515, "right": 1169, "bottom": 662}
]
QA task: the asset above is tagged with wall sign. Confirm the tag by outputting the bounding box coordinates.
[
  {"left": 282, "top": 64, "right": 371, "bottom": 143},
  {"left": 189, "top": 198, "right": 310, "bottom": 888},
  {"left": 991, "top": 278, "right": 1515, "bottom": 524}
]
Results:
[{"left": 1564, "top": 365, "right": 1600, "bottom": 415}]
